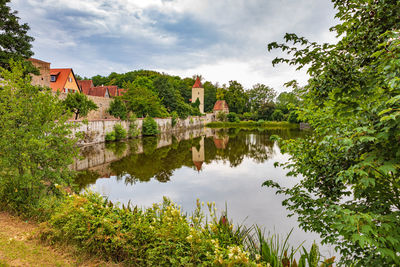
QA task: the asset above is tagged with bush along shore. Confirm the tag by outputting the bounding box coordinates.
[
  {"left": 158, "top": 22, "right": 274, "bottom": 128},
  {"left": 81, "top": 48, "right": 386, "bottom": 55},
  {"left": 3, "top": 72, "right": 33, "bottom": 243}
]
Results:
[
  {"left": 38, "top": 191, "right": 334, "bottom": 267},
  {"left": 206, "top": 121, "right": 299, "bottom": 130}
]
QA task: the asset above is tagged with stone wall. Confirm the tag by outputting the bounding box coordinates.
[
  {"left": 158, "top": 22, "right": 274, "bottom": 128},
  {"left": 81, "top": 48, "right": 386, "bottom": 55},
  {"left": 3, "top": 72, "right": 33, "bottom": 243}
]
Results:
[
  {"left": 56, "top": 92, "right": 114, "bottom": 120},
  {"left": 71, "top": 115, "right": 211, "bottom": 146}
]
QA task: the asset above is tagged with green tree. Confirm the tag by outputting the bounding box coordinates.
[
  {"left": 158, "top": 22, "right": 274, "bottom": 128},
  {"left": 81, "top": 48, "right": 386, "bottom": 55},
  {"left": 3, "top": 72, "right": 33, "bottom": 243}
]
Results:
[
  {"left": 248, "top": 84, "right": 276, "bottom": 112},
  {"left": 271, "top": 109, "right": 284, "bottom": 121},
  {"left": 0, "top": 1, "right": 37, "bottom": 73},
  {"left": 276, "top": 92, "right": 300, "bottom": 114},
  {"left": 108, "top": 97, "right": 128, "bottom": 120},
  {"left": 224, "top": 81, "right": 248, "bottom": 114},
  {"left": 123, "top": 81, "right": 168, "bottom": 118},
  {"left": 266, "top": 1, "right": 400, "bottom": 265},
  {"left": 0, "top": 61, "right": 78, "bottom": 214},
  {"left": 63, "top": 92, "right": 98, "bottom": 120},
  {"left": 204, "top": 81, "right": 217, "bottom": 112}
]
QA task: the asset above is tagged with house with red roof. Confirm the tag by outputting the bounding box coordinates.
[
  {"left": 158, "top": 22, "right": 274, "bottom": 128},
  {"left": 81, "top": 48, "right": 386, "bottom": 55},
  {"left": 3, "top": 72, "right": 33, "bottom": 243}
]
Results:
[
  {"left": 50, "top": 68, "right": 80, "bottom": 93},
  {"left": 77, "top": 80, "right": 94, "bottom": 95}
]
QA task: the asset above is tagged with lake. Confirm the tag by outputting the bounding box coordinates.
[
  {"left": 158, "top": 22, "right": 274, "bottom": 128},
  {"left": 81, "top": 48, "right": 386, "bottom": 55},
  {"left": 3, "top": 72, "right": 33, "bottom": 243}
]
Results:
[{"left": 74, "top": 127, "right": 334, "bottom": 257}]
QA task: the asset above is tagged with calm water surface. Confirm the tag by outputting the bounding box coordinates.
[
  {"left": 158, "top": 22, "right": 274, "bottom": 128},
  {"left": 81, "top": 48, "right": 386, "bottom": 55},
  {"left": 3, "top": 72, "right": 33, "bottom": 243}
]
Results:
[{"left": 75, "top": 128, "right": 333, "bottom": 256}]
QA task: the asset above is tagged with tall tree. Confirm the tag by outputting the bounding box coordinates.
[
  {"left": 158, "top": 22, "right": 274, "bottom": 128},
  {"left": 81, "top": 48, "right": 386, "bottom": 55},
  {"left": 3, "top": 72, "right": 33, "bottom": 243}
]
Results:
[
  {"left": 0, "top": 0, "right": 34, "bottom": 69},
  {"left": 247, "top": 83, "right": 276, "bottom": 112},
  {"left": 224, "top": 81, "right": 248, "bottom": 114},
  {"left": 266, "top": 0, "right": 400, "bottom": 265}
]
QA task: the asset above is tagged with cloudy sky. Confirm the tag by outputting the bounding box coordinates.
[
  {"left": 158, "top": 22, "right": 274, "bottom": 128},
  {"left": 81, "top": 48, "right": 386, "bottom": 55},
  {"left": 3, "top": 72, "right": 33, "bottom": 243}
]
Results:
[{"left": 11, "top": 0, "right": 338, "bottom": 91}]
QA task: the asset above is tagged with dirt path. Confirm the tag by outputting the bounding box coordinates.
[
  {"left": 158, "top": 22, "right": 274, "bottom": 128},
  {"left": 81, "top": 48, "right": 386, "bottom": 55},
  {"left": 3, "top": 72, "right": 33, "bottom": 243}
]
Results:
[{"left": 0, "top": 212, "right": 119, "bottom": 266}]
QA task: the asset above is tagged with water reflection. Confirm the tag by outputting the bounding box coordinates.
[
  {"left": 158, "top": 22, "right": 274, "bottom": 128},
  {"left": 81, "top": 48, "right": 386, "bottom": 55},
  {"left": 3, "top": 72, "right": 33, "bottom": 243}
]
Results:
[
  {"left": 73, "top": 128, "right": 333, "bottom": 255},
  {"left": 74, "top": 128, "right": 306, "bottom": 190}
]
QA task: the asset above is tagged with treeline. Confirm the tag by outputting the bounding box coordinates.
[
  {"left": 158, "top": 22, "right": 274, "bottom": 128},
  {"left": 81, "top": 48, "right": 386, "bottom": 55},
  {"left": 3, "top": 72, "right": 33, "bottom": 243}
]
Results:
[{"left": 81, "top": 70, "right": 301, "bottom": 121}]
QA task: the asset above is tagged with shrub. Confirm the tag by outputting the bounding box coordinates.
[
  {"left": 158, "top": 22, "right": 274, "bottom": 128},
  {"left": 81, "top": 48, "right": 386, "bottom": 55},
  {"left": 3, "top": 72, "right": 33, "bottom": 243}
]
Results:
[
  {"left": 105, "top": 131, "right": 116, "bottom": 142},
  {"left": 142, "top": 116, "right": 159, "bottom": 136},
  {"left": 288, "top": 110, "right": 299, "bottom": 123},
  {"left": 39, "top": 192, "right": 330, "bottom": 266},
  {"left": 113, "top": 124, "right": 127, "bottom": 140},
  {"left": 227, "top": 112, "right": 240, "bottom": 122},
  {"left": 171, "top": 111, "right": 178, "bottom": 127},
  {"left": 128, "top": 114, "right": 140, "bottom": 138},
  {"left": 216, "top": 111, "right": 227, "bottom": 122},
  {"left": 271, "top": 109, "right": 284, "bottom": 121}
]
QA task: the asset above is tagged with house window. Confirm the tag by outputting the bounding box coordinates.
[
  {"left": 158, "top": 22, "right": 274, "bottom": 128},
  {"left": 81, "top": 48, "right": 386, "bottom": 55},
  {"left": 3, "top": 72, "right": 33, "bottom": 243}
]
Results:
[
  {"left": 68, "top": 77, "right": 72, "bottom": 82},
  {"left": 50, "top": 75, "right": 56, "bottom": 82},
  {"left": 65, "top": 88, "right": 68, "bottom": 93}
]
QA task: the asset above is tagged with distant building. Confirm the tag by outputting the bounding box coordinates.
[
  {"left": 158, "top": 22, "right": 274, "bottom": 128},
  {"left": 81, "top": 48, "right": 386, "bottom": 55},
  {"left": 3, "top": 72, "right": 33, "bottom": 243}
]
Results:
[
  {"left": 77, "top": 80, "right": 94, "bottom": 95},
  {"left": 50, "top": 68, "right": 80, "bottom": 93},
  {"left": 191, "top": 76, "right": 204, "bottom": 113},
  {"left": 28, "top": 58, "right": 50, "bottom": 87},
  {"left": 213, "top": 100, "right": 229, "bottom": 115}
]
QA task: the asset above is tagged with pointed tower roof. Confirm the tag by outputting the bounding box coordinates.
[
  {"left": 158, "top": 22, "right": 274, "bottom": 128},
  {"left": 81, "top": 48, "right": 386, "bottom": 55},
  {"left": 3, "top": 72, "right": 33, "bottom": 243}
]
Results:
[
  {"left": 193, "top": 161, "right": 203, "bottom": 172},
  {"left": 192, "top": 76, "right": 202, "bottom": 88}
]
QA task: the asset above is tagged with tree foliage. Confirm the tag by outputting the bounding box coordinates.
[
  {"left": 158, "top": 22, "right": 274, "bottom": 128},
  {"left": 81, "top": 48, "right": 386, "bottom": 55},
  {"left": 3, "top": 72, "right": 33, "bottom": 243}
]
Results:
[
  {"left": 248, "top": 83, "right": 276, "bottom": 112},
  {"left": 224, "top": 81, "right": 248, "bottom": 114},
  {"left": 63, "top": 92, "right": 98, "bottom": 120},
  {"left": 108, "top": 97, "right": 128, "bottom": 120},
  {"left": 123, "top": 80, "right": 168, "bottom": 118},
  {"left": 0, "top": 1, "right": 37, "bottom": 73},
  {"left": 0, "top": 61, "right": 78, "bottom": 214},
  {"left": 266, "top": 0, "right": 400, "bottom": 265}
]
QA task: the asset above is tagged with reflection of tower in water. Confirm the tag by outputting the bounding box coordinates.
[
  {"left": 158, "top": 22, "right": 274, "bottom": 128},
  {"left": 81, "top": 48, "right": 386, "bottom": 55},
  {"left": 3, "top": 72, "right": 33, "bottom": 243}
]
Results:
[{"left": 192, "top": 136, "right": 205, "bottom": 172}]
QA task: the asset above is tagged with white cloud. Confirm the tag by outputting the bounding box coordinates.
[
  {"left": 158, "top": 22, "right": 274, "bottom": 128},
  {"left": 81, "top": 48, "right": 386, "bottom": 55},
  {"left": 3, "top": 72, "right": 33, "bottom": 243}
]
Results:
[{"left": 10, "top": 0, "right": 338, "bottom": 91}]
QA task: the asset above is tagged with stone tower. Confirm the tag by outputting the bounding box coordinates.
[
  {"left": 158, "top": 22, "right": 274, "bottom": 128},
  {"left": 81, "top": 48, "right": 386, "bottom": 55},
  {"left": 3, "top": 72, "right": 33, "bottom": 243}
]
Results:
[{"left": 192, "top": 76, "right": 204, "bottom": 113}]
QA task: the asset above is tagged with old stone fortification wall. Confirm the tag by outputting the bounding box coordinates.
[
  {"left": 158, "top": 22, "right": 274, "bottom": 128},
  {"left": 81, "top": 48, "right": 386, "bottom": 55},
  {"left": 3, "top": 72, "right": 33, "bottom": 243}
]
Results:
[{"left": 71, "top": 115, "right": 213, "bottom": 146}]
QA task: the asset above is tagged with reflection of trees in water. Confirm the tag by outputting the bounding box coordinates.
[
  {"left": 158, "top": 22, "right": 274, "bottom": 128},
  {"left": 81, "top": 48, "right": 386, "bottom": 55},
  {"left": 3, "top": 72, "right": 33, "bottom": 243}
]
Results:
[
  {"left": 75, "top": 170, "right": 101, "bottom": 191},
  {"left": 75, "top": 129, "right": 305, "bottom": 188},
  {"left": 110, "top": 137, "right": 200, "bottom": 185}
]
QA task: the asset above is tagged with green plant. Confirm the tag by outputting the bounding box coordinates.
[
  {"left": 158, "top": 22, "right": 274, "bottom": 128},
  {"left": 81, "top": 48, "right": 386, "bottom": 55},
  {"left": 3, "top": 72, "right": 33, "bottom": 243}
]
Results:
[
  {"left": 0, "top": 61, "right": 78, "bottom": 218},
  {"left": 39, "top": 192, "right": 328, "bottom": 266},
  {"left": 287, "top": 110, "right": 299, "bottom": 123},
  {"left": 271, "top": 109, "right": 284, "bottom": 121},
  {"left": 142, "top": 116, "right": 159, "bottom": 136},
  {"left": 105, "top": 131, "right": 115, "bottom": 142},
  {"left": 266, "top": 0, "right": 400, "bottom": 264},
  {"left": 227, "top": 112, "right": 239, "bottom": 122},
  {"left": 63, "top": 92, "right": 98, "bottom": 120},
  {"left": 107, "top": 97, "right": 127, "bottom": 120},
  {"left": 216, "top": 111, "right": 227, "bottom": 122},
  {"left": 128, "top": 114, "right": 140, "bottom": 138},
  {"left": 113, "top": 124, "right": 127, "bottom": 140},
  {"left": 171, "top": 111, "right": 178, "bottom": 127}
]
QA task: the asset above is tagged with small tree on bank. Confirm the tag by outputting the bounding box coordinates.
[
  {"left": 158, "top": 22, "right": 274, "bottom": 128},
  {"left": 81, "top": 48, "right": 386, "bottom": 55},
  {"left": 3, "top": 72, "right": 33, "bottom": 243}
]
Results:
[
  {"left": 0, "top": 61, "right": 79, "bottom": 214},
  {"left": 63, "top": 92, "right": 98, "bottom": 120}
]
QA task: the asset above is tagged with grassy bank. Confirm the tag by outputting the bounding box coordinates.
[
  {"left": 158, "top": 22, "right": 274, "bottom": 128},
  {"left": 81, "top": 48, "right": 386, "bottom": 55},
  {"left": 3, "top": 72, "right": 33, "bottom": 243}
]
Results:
[{"left": 206, "top": 121, "right": 299, "bottom": 129}]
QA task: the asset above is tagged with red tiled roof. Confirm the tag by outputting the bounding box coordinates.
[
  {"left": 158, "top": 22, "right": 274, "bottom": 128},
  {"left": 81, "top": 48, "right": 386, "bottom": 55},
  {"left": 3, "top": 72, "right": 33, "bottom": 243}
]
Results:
[
  {"left": 213, "top": 100, "right": 229, "bottom": 111},
  {"left": 193, "top": 161, "right": 203, "bottom": 171},
  {"left": 192, "top": 77, "right": 202, "bottom": 88},
  {"left": 88, "top": 86, "right": 109, "bottom": 97},
  {"left": 50, "top": 68, "right": 75, "bottom": 92},
  {"left": 78, "top": 80, "right": 94, "bottom": 95},
  {"left": 107, "top": 86, "right": 118, "bottom": 97}
]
